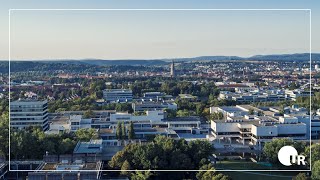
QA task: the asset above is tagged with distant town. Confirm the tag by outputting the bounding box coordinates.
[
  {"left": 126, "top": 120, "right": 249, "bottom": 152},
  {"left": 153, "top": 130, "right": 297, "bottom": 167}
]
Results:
[{"left": 0, "top": 54, "right": 320, "bottom": 179}]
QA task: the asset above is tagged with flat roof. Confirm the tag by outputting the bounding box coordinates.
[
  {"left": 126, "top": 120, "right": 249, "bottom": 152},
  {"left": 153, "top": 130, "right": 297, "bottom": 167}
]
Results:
[
  {"left": 103, "top": 89, "right": 132, "bottom": 92},
  {"left": 164, "top": 117, "right": 200, "bottom": 122},
  {"left": 73, "top": 140, "right": 102, "bottom": 154},
  {"left": 42, "top": 162, "right": 99, "bottom": 170},
  {"left": 11, "top": 99, "right": 47, "bottom": 105},
  {"left": 219, "top": 106, "right": 245, "bottom": 112}
]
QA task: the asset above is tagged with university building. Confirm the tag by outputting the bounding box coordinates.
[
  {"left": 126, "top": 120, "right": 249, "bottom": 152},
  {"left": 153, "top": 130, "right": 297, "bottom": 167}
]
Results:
[
  {"left": 102, "top": 89, "right": 133, "bottom": 103},
  {"left": 10, "top": 100, "right": 49, "bottom": 131},
  {"left": 209, "top": 105, "right": 316, "bottom": 149}
]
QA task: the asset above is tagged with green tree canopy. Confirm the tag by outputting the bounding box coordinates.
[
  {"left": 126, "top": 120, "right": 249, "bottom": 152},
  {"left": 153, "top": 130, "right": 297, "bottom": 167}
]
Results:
[
  {"left": 121, "top": 122, "right": 127, "bottom": 140},
  {"left": 128, "top": 121, "right": 135, "bottom": 140},
  {"left": 0, "top": 113, "right": 9, "bottom": 158},
  {"left": 263, "top": 139, "right": 306, "bottom": 164},
  {"left": 116, "top": 122, "right": 122, "bottom": 140},
  {"left": 312, "top": 161, "right": 320, "bottom": 180},
  {"left": 109, "top": 135, "right": 214, "bottom": 173},
  {"left": 75, "top": 128, "right": 98, "bottom": 141}
]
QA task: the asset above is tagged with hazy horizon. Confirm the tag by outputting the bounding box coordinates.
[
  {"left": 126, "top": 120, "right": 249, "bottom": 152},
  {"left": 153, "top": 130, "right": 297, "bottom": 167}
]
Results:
[
  {"left": 1, "top": 0, "right": 319, "bottom": 61},
  {"left": 0, "top": 52, "right": 317, "bottom": 61}
]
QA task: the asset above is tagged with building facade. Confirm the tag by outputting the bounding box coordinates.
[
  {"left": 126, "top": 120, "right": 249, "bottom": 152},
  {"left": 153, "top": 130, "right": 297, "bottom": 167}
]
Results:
[
  {"left": 10, "top": 100, "right": 49, "bottom": 131},
  {"left": 102, "top": 89, "right": 133, "bottom": 103},
  {"left": 210, "top": 105, "right": 310, "bottom": 149}
]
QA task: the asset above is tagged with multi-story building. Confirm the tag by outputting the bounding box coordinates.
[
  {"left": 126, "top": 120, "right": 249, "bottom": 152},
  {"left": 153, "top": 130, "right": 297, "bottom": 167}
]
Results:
[
  {"left": 132, "top": 101, "right": 177, "bottom": 112},
  {"left": 143, "top": 92, "right": 165, "bottom": 101},
  {"left": 285, "top": 89, "right": 314, "bottom": 101},
  {"left": 219, "top": 89, "right": 286, "bottom": 103},
  {"left": 102, "top": 89, "right": 133, "bottom": 103},
  {"left": 10, "top": 100, "right": 49, "bottom": 131},
  {"left": 50, "top": 110, "right": 203, "bottom": 140},
  {"left": 28, "top": 154, "right": 103, "bottom": 180},
  {"left": 210, "top": 105, "right": 309, "bottom": 149}
]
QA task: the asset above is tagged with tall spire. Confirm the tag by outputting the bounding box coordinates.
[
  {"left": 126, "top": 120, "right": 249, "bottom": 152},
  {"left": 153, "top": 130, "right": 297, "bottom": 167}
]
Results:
[{"left": 170, "top": 60, "right": 175, "bottom": 77}]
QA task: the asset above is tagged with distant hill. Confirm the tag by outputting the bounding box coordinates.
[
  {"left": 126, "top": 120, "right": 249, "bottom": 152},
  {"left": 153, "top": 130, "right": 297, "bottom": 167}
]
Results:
[
  {"left": 78, "top": 53, "right": 320, "bottom": 65},
  {"left": 247, "top": 53, "right": 320, "bottom": 61},
  {"left": 78, "top": 60, "right": 167, "bottom": 66},
  {"left": 3, "top": 53, "right": 320, "bottom": 66}
]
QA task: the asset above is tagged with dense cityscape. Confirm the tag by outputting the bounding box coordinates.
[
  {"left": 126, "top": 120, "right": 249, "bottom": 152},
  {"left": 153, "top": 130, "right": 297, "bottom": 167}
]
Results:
[{"left": 0, "top": 55, "right": 319, "bottom": 179}]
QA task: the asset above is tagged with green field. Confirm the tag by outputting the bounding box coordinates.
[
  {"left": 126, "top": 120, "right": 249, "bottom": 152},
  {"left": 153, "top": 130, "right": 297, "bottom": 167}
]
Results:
[
  {"left": 224, "top": 171, "right": 295, "bottom": 180},
  {"left": 215, "top": 161, "right": 300, "bottom": 180},
  {"left": 215, "top": 160, "right": 273, "bottom": 170}
]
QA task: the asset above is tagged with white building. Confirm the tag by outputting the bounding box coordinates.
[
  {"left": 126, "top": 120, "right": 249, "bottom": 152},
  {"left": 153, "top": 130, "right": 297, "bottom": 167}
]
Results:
[
  {"left": 103, "top": 89, "right": 133, "bottom": 103},
  {"left": 219, "top": 89, "right": 285, "bottom": 103},
  {"left": 285, "top": 89, "right": 313, "bottom": 101},
  {"left": 132, "top": 101, "right": 177, "bottom": 112},
  {"left": 143, "top": 92, "right": 165, "bottom": 101},
  {"left": 210, "top": 105, "right": 308, "bottom": 148},
  {"left": 10, "top": 100, "right": 49, "bottom": 131},
  {"left": 61, "top": 110, "right": 202, "bottom": 140},
  {"left": 110, "top": 110, "right": 164, "bottom": 122},
  {"left": 69, "top": 115, "right": 93, "bottom": 132}
]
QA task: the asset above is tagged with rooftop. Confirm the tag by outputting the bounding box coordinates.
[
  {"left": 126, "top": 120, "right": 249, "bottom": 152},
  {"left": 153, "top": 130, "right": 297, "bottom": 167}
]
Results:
[
  {"left": 11, "top": 99, "right": 47, "bottom": 105},
  {"left": 164, "top": 116, "right": 201, "bottom": 122},
  {"left": 219, "top": 106, "right": 245, "bottom": 113},
  {"left": 73, "top": 140, "right": 103, "bottom": 154},
  {"left": 42, "top": 162, "right": 99, "bottom": 170},
  {"left": 103, "top": 89, "right": 132, "bottom": 93}
]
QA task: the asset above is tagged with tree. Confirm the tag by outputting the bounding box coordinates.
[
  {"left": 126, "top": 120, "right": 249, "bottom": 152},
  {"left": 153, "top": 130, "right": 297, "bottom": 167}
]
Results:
[
  {"left": 196, "top": 104, "right": 205, "bottom": 116},
  {"left": 128, "top": 121, "right": 135, "bottom": 140},
  {"left": 305, "top": 144, "right": 320, "bottom": 166},
  {"left": 248, "top": 108, "right": 254, "bottom": 115},
  {"left": 116, "top": 122, "right": 122, "bottom": 140},
  {"left": 210, "top": 112, "right": 224, "bottom": 121},
  {"left": 120, "top": 160, "right": 132, "bottom": 176},
  {"left": 312, "top": 161, "right": 320, "bottom": 180},
  {"left": 59, "top": 138, "right": 77, "bottom": 154},
  {"left": 131, "top": 171, "right": 153, "bottom": 180},
  {"left": 257, "top": 111, "right": 264, "bottom": 116},
  {"left": 177, "top": 109, "right": 191, "bottom": 117},
  {"left": 165, "top": 109, "right": 177, "bottom": 118},
  {"left": 122, "top": 122, "right": 127, "bottom": 140},
  {"left": 279, "top": 106, "right": 285, "bottom": 116},
  {"left": 196, "top": 163, "right": 217, "bottom": 180},
  {"left": 0, "top": 113, "right": 9, "bottom": 158},
  {"left": 75, "top": 128, "right": 98, "bottom": 141},
  {"left": 83, "top": 110, "right": 94, "bottom": 118},
  {"left": 115, "top": 103, "right": 133, "bottom": 113},
  {"left": 10, "top": 127, "right": 78, "bottom": 160},
  {"left": 289, "top": 82, "right": 300, "bottom": 90},
  {"left": 214, "top": 173, "right": 231, "bottom": 180},
  {"left": 196, "top": 163, "right": 230, "bottom": 180},
  {"left": 109, "top": 135, "right": 214, "bottom": 172},
  {"left": 263, "top": 139, "right": 306, "bottom": 164},
  {"left": 187, "top": 140, "right": 215, "bottom": 166},
  {"left": 294, "top": 173, "right": 310, "bottom": 180}
]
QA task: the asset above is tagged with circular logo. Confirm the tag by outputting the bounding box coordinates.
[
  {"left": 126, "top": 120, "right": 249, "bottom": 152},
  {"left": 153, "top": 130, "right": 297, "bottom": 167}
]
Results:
[{"left": 278, "top": 146, "right": 298, "bottom": 166}]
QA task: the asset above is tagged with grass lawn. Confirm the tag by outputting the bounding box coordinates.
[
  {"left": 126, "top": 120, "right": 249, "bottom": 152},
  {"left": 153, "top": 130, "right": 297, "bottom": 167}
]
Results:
[
  {"left": 215, "top": 160, "right": 274, "bottom": 170},
  {"left": 223, "top": 171, "right": 296, "bottom": 180},
  {"left": 214, "top": 161, "right": 301, "bottom": 180}
]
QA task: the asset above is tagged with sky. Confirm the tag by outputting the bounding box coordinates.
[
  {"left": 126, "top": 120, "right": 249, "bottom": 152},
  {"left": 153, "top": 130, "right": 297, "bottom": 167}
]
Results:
[{"left": 0, "top": 0, "right": 319, "bottom": 60}]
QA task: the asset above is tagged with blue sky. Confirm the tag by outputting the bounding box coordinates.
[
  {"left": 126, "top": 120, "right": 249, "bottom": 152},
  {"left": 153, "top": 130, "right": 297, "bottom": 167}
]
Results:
[{"left": 0, "top": 0, "right": 319, "bottom": 60}]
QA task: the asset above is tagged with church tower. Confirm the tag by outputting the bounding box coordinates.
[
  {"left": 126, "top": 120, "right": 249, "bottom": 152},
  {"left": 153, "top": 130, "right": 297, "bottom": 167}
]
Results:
[{"left": 170, "top": 60, "right": 175, "bottom": 77}]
